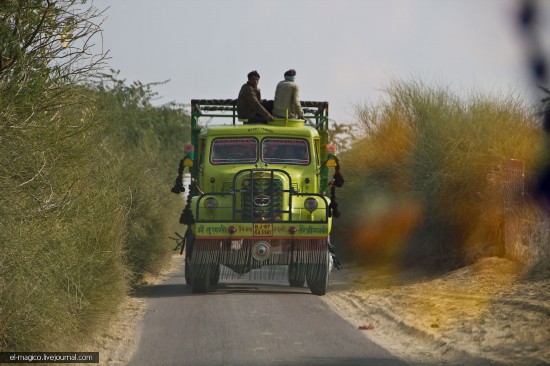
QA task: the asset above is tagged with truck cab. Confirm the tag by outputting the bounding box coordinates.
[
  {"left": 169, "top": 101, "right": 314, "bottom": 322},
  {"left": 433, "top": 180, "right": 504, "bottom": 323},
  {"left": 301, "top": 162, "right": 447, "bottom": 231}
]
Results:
[{"left": 179, "top": 100, "right": 339, "bottom": 295}]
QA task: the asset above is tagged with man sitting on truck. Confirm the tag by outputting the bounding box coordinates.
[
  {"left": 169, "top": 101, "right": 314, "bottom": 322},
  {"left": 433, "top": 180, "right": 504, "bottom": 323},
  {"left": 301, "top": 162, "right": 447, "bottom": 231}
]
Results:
[
  {"left": 237, "top": 70, "right": 274, "bottom": 123},
  {"left": 272, "top": 69, "right": 304, "bottom": 120}
]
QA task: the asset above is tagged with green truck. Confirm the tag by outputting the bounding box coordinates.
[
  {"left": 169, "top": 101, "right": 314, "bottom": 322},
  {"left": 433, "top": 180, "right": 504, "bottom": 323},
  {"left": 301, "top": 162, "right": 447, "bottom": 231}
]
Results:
[{"left": 172, "top": 99, "right": 343, "bottom": 295}]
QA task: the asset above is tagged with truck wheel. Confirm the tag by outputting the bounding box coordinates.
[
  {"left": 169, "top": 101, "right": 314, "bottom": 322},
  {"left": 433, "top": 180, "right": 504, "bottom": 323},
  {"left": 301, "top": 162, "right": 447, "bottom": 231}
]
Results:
[
  {"left": 184, "top": 229, "right": 194, "bottom": 285},
  {"left": 306, "top": 250, "right": 330, "bottom": 296},
  {"left": 184, "top": 256, "right": 191, "bottom": 285},
  {"left": 288, "top": 263, "right": 305, "bottom": 287},
  {"left": 190, "top": 264, "right": 210, "bottom": 293},
  {"left": 210, "top": 264, "right": 220, "bottom": 286}
]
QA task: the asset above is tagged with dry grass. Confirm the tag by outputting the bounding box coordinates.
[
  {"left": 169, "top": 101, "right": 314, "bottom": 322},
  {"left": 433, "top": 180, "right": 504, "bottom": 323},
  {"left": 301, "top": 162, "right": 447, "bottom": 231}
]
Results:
[
  {"left": 325, "top": 257, "right": 550, "bottom": 365},
  {"left": 333, "top": 80, "right": 545, "bottom": 269},
  {"left": 0, "top": 79, "right": 189, "bottom": 351}
]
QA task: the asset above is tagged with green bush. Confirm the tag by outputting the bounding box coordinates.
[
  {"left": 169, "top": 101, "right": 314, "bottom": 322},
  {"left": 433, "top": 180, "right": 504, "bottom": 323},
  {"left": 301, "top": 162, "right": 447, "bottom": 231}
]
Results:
[
  {"left": 0, "top": 86, "right": 129, "bottom": 350},
  {"left": 0, "top": 77, "right": 189, "bottom": 350},
  {"left": 0, "top": 1, "right": 189, "bottom": 351},
  {"left": 95, "top": 74, "right": 188, "bottom": 279}
]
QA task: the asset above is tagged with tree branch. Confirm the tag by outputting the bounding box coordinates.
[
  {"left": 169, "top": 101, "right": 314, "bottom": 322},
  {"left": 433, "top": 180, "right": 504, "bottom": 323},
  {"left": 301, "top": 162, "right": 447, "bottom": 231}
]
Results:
[{"left": 22, "top": 0, "right": 52, "bottom": 50}]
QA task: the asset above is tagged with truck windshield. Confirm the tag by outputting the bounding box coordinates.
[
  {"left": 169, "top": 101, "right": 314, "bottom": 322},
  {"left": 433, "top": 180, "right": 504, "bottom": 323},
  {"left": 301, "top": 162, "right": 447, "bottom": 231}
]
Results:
[
  {"left": 262, "top": 138, "right": 310, "bottom": 165},
  {"left": 210, "top": 138, "right": 258, "bottom": 164}
]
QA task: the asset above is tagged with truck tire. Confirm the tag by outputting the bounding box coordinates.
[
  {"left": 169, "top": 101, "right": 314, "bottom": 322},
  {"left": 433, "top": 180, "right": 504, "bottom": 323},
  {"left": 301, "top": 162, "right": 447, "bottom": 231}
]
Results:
[
  {"left": 306, "top": 250, "right": 330, "bottom": 296},
  {"left": 210, "top": 264, "right": 220, "bottom": 286},
  {"left": 190, "top": 264, "right": 210, "bottom": 293},
  {"left": 288, "top": 263, "right": 305, "bottom": 287},
  {"left": 184, "top": 230, "right": 194, "bottom": 285},
  {"left": 184, "top": 256, "right": 191, "bottom": 285}
]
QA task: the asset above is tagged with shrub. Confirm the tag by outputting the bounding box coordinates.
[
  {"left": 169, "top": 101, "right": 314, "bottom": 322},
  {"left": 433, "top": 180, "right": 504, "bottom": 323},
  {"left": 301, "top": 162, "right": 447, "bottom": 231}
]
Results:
[{"left": 333, "top": 81, "right": 543, "bottom": 269}]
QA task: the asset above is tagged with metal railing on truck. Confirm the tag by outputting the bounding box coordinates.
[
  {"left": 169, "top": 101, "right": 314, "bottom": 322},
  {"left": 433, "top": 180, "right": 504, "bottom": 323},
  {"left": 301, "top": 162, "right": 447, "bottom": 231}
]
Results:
[{"left": 190, "top": 99, "right": 329, "bottom": 129}]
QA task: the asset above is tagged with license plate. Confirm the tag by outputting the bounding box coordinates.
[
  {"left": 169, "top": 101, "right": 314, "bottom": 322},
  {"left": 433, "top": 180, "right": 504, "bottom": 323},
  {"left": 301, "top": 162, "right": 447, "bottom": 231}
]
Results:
[{"left": 253, "top": 223, "right": 273, "bottom": 236}]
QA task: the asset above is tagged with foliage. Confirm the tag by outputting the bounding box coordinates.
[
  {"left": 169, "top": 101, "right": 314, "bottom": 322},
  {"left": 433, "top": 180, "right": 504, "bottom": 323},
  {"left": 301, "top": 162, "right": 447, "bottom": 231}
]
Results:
[
  {"left": 333, "top": 81, "right": 543, "bottom": 268},
  {"left": 94, "top": 70, "right": 188, "bottom": 278},
  {"left": 0, "top": 73, "right": 189, "bottom": 350},
  {"left": 328, "top": 120, "right": 353, "bottom": 152},
  {"left": 0, "top": 0, "right": 105, "bottom": 129},
  {"left": 0, "top": 83, "right": 130, "bottom": 350},
  {"left": 0, "top": 0, "right": 189, "bottom": 350},
  {"left": 0, "top": 0, "right": 104, "bottom": 80}
]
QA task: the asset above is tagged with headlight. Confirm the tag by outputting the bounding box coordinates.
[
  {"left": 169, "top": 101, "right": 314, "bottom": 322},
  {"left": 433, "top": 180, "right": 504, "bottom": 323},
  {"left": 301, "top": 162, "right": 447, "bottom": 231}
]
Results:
[
  {"left": 204, "top": 197, "right": 218, "bottom": 210},
  {"left": 304, "top": 197, "right": 318, "bottom": 212}
]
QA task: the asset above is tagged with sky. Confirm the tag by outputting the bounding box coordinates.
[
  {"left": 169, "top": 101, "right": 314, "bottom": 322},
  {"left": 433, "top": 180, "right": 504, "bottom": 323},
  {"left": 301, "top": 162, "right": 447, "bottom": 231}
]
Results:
[{"left": 90, "top": 0, "right": 550, "bottom": 124}]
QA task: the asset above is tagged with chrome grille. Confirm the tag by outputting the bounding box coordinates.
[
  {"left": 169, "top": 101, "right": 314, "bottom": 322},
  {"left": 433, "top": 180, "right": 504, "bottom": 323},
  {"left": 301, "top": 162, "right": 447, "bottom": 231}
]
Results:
[{"left": 241, "top": 174, "right": 283, "bottom": 221}]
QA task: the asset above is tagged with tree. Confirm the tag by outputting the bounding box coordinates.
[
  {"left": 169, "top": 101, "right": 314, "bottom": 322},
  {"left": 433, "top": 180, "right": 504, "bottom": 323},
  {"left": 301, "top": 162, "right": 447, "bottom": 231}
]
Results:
[
  {"left": 328, "top": 120, "right": 353, "bottom": 152},
  {"left": 0, "top": 0, "right": 106, "bottom": 125}
]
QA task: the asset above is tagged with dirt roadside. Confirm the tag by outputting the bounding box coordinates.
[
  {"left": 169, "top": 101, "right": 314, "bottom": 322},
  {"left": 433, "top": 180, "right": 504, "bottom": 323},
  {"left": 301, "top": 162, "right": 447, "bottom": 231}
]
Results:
[
  {"left": 89, "top": 255, "right": 549, "bottom": 365},
  {"left": 323, "top": 257, "right": 550, "bottom": 365},
  {"left": 83, "top": 255, "right": 184, "bottom": 365}
]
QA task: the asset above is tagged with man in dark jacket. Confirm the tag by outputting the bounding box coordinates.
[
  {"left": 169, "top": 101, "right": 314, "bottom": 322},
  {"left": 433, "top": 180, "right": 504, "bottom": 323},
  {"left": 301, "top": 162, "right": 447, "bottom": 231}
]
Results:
[{"left": 237, "top": 70, "right": 274, "bottom": 123}]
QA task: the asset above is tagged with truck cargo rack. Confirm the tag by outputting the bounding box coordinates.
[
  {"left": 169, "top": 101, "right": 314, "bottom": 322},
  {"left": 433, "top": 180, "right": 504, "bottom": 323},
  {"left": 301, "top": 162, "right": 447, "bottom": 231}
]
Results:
[{"left": 190, "top": 99, "right": 329, "bottom": 132}]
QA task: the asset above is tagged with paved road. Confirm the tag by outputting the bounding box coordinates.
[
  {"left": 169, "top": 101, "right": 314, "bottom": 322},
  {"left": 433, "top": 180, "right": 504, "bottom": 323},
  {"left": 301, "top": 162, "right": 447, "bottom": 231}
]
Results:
[{"left": 129, "top": 266, "right": 407, "bottom": 366}]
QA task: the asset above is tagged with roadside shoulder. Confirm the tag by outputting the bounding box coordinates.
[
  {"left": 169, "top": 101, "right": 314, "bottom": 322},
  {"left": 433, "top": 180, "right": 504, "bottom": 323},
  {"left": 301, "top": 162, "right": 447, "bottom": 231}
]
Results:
[
  {"left": 84, "top": 254, "right": 184, "bottom": 365},
  {"left": 323, "top": 259, "right": 549, "bottom": 365}
]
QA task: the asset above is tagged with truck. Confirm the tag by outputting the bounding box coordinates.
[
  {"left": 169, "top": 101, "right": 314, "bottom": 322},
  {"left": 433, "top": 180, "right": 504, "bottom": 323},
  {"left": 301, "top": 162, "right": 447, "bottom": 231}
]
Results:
[{"left": 172, "top": 99, "right": 343, "bottom": 295}]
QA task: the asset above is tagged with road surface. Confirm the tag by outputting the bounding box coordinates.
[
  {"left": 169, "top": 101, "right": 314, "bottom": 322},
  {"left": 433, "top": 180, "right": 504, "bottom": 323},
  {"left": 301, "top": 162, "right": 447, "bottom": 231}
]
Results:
[{"left": 128, "top": 266, "right": 407, "bottom": 366}]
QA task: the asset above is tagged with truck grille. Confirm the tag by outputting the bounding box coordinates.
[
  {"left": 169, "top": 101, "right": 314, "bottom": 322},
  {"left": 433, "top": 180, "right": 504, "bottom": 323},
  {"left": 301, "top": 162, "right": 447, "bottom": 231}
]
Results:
[{"left": 241, "top": 174, "right": 283, "bottom": 221}]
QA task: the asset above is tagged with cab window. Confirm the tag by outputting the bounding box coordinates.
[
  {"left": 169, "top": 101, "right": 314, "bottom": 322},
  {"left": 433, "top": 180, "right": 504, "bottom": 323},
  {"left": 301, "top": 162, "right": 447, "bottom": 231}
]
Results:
[
  {"left": 261, "top": 138, "right": 310, "bottom": 165},
  {"left": 210, "top": 138, "right": 258, "bottom": 165}
]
